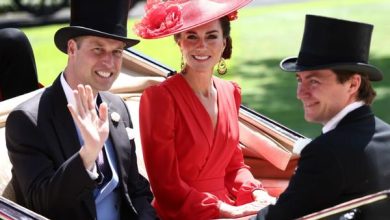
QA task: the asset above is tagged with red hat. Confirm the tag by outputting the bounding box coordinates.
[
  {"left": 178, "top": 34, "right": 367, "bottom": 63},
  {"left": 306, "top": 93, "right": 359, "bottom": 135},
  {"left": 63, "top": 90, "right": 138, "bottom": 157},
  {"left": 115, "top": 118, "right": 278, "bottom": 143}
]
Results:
[{"left": 134, "top": 0, "right": 252, "bottom": 39}]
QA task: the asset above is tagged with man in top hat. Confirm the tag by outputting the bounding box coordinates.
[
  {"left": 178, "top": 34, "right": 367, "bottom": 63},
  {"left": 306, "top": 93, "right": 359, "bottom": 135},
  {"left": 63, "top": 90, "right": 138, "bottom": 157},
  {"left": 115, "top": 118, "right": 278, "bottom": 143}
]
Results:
[
  {"left": 5, "top": 0, "right": 156, "bottom": 219},
  {"left": 252, "top": 14, "right": 390, "bottom": 219}
]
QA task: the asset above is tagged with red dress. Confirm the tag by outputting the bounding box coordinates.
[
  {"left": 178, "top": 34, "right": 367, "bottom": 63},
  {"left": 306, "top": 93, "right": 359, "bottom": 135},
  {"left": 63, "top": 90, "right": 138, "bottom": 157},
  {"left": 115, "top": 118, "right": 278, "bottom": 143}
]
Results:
[{"left": 140, "top": 74, "right": 262, "bottom": 219}]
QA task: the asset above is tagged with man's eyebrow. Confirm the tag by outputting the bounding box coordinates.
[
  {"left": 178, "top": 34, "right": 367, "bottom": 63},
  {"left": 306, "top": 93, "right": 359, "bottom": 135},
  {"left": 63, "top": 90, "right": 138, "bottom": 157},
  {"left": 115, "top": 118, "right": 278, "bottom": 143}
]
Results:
[
  {"left": 88, "top": 39, "right": 125, "bottom": 50},
  {"left": 297, "top": 72, "right": 321, "bottom": 80},
  {"left": 87, "top": 40, "right": 103, "bottom": 47}
]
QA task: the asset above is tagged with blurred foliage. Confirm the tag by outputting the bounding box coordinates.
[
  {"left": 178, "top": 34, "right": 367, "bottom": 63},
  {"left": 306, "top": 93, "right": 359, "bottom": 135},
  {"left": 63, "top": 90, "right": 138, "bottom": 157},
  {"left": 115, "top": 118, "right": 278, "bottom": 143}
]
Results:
[{"left": 0, "top": 0, "right": 17, "bottom": 13}]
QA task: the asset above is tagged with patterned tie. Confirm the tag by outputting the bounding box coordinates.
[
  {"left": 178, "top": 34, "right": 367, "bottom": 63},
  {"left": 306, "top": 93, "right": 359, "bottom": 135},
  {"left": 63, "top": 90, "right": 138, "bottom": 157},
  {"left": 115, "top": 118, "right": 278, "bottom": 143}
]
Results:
[{"left": 97, "top": 146, "right": 112, "bottom": 186}]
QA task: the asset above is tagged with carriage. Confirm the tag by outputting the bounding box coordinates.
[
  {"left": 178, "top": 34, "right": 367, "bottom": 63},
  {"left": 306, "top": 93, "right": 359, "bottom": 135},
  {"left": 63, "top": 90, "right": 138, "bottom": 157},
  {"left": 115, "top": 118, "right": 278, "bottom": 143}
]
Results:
[{"left": 0, "top": 49, "right": 387, "bottom": 220}]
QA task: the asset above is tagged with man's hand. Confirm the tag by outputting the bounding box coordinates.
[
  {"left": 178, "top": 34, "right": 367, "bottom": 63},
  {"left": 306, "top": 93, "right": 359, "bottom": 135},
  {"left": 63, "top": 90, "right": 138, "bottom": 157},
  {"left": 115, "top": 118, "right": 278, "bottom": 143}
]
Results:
[
  {"left": 252, "top": 190, "right": 277, "bottom": 206},
  {"left": 67, "top": 84, "right": 109, "bottom": 170}
]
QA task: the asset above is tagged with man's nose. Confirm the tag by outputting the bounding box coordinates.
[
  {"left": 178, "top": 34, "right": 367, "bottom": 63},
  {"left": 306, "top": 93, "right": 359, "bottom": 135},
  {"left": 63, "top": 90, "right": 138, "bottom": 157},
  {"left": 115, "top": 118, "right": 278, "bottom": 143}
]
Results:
[{"left": 102, "top": 53, "right": 114, "bottom": 67}]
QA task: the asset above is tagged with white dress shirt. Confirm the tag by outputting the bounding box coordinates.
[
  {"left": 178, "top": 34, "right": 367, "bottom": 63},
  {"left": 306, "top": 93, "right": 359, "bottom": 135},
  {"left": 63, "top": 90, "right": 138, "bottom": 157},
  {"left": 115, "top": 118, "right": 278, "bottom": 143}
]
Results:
[{"left": 322, "top": 101, "right": 365, "bottom": 134}]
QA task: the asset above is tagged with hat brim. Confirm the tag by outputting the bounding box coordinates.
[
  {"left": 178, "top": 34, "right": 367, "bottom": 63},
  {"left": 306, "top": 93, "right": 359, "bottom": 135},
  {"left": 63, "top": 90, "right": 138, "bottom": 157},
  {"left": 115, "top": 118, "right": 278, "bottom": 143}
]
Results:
[
  {"left": 280, "top": 57, "right": 383, "bottom": 81},
  {"left": 135, "top": 0, "right": 252, "bottom": 39},
  {"left": 55, "top": 26, "right": 140, "bottom": 53}
]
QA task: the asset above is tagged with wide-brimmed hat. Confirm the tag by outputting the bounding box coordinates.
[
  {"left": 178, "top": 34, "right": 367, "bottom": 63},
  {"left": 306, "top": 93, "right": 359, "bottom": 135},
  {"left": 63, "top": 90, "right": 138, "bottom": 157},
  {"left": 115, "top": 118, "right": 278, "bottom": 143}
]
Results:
[
  {"left": 54, "top": 0, "right": 139, "bottom": 54},
  {"left": 133, "top": 0, "right": 252, "bottom": 39},
  {"left": 280, "top": 14, "right": 383, "bottom": 81}
]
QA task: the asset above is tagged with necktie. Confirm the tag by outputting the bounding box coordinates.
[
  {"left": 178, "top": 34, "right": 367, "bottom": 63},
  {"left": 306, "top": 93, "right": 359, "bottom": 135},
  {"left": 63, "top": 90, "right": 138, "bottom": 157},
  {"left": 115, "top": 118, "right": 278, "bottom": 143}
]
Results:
[{"left": 97, "top": 146, "right": 112, "bottom": 186}]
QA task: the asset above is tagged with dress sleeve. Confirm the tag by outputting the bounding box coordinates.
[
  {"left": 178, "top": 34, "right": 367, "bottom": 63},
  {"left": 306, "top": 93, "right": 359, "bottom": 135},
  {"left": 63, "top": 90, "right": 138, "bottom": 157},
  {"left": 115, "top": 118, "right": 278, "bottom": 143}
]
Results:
[
  {"left": 139, "top": 85, "right": 220, "bottom": 219},
  {"left": 224, "top": 82, "right": 264, "bottom": 206}
]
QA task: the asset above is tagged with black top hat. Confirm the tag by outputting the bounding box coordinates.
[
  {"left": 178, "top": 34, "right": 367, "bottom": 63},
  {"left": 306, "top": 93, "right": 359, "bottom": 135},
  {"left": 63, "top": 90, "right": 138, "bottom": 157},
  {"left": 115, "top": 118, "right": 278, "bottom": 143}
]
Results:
[
  {"left": 280, "top": 14, "right": 383, "bottom": 81},
  {"left": 54, "top": 0, "right": 139, "bottom": 53}
]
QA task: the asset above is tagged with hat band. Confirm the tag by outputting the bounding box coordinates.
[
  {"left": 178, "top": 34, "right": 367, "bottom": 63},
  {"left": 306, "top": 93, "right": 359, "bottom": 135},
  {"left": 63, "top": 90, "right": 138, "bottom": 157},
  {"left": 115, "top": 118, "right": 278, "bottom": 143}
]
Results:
[
  {"left": 297, "top": 51, "right": 368, "bottom": 67},
  {"left": 71, "top": 21, "right": 127, "bottom": 38}
]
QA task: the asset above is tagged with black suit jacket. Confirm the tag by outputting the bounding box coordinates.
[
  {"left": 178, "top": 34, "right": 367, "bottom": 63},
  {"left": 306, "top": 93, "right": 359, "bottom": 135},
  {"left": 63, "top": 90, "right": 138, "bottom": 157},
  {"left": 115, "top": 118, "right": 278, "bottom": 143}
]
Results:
[
  {"left": 6, "top": 75, "right": 156, "bottom": 220},
  {"left": 254, "top": 105, "right": 390, "bottom": 220}
]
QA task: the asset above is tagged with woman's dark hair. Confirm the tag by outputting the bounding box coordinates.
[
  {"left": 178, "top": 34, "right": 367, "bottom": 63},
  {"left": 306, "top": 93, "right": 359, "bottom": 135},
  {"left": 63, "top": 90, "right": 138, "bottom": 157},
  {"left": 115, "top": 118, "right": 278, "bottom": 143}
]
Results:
[
  {"left": 174, "top": 16, "right": 232, "bottom": 59},
  {"left": 333, "top": 69, "right": 377, "bottom": 105},
  {"left": 220, "top": 16, "right": 232, "bottom": 59}
]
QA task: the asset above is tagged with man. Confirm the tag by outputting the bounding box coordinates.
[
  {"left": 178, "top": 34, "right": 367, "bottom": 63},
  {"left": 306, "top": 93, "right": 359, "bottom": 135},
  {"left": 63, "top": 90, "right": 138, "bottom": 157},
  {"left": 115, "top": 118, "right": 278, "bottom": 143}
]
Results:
[
  {"left": 5, "top": 0, "right": 156, "bottom": 219},
  {"left": 253, "top": 14, "right": 390, "bottom": 219},
  {"left": 0, "top": 28, "right": 39, "bottom": 101}
]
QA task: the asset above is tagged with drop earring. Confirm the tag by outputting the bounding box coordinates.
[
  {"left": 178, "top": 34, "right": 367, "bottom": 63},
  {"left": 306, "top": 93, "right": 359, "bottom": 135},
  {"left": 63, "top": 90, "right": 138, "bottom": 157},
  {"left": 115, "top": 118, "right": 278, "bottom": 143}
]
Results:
[{"left": 217, "top": 58, "right": 227, "bottom": 75}]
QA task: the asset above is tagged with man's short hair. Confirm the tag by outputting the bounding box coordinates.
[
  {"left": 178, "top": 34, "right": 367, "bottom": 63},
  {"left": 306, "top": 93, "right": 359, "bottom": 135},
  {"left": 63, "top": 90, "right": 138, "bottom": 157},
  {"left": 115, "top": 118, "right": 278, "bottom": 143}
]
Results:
[{"left": 333, "top": 69, "right": 376, "bottom": 105}]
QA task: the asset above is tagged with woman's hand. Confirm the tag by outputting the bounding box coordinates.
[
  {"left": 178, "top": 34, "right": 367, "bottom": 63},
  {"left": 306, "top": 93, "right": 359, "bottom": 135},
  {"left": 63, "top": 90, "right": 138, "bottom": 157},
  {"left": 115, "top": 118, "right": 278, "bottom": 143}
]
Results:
[
  {"left": 218, "top": 190, "right": 276, "bottom": 218},
  {"left": 219, "top": 201, "right": 264, "bottom": 218}
]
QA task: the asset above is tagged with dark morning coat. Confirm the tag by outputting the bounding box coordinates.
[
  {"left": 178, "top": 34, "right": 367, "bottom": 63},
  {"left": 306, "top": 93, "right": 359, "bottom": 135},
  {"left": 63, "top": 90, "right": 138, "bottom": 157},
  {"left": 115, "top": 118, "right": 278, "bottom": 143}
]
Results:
[
  {"left": 255, "top": 105, "right": 390, "bottom": 219},
  {"left": 6, "top": 75, "right": 156, "bottom": 220}
]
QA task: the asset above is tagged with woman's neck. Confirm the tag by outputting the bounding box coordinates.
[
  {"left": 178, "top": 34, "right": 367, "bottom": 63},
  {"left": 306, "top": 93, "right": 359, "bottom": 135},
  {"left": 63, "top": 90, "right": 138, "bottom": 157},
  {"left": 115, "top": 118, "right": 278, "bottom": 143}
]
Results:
[{"left": 182, "top": 69, "right": 214, "bottom": 97}]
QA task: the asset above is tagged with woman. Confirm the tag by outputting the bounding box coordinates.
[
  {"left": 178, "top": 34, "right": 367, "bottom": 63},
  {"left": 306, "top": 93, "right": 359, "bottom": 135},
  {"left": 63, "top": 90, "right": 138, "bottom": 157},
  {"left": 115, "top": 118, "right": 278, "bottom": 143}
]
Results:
[{"left": 135, "top": 0, "right": 275, "bottom": 219}]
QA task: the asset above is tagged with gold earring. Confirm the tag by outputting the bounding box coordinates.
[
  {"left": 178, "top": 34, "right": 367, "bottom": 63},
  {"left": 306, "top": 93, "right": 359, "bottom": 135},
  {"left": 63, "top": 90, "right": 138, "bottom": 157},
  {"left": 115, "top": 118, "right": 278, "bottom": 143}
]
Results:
[{"left": 217, "top": 58, "right": 227, "bottom": 75}]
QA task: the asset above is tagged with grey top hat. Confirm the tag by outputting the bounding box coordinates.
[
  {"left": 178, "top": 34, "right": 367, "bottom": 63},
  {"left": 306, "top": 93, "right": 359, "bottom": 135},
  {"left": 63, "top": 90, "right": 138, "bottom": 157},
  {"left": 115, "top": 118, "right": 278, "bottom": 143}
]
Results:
[
  {"left": 54, "top": 0, "right": 140, "bottom": 54},
  {"left": 280, "top": 14, "right": 383, "bottom": 81}
]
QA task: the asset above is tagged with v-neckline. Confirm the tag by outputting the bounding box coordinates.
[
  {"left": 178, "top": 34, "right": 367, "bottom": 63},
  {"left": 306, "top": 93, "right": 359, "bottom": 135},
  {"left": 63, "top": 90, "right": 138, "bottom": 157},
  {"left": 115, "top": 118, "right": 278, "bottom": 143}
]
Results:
[{"left": 179, "top": 74, "right": 220, "bottom": 139}]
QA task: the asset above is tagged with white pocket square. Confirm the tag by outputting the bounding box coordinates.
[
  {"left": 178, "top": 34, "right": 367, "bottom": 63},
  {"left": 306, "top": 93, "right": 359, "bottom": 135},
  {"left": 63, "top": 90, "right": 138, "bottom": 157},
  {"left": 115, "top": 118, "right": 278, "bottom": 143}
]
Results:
[{"left": 126, "top": 127, "right": 135, "bottom": 140}]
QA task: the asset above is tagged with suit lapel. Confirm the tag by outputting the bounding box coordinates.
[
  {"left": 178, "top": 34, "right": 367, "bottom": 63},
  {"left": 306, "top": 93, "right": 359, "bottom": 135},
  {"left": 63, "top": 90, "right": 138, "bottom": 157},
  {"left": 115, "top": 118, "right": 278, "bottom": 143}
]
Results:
[
  {"left": 48, "top": 76, "right": 81, "bottom": 159},
  {"left": 100, "top": 93, "right": 132, "bottom": 183},
  {"left": 46, "top": 76, "right": 96, "bottom": 218}
]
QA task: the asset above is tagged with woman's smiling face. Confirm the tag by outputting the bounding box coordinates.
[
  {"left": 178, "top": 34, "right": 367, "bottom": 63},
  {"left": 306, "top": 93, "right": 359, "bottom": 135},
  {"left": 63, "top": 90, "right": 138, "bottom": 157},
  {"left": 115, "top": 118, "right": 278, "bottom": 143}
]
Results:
[{"left": 176, "top": 19, "right": 226, "bottom": 74}]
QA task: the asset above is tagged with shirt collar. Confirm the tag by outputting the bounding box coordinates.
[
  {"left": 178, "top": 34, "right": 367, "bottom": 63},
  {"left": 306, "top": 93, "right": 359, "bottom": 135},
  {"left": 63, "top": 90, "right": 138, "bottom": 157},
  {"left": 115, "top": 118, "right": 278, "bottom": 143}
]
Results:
[
  {"left": 60, "top": 72, "right": 76, "bottom": 106},
  {"left": 60, "top": 72, "right": 98, "bottom": 106},
  {"left": 322, "top": 101, "right": 364, "bottom": 134}
]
